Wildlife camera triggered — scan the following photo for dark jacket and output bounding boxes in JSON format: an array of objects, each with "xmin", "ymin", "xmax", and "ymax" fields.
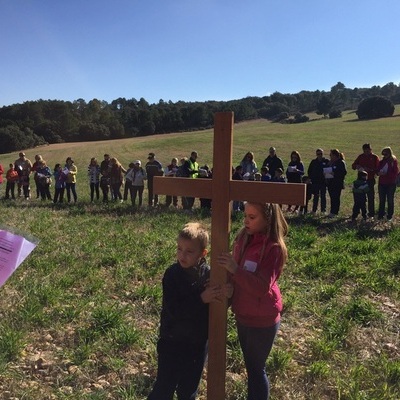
[
  {"xmin": 159, "ymin": 259, "xmax": 210, "ymax": 345},
  {"xmin": 308, "ymin": 157, "xmax": 330, "ymax": 185},
  {"xmin": 262, "ymin": 155, "xmax": 284, "ymax": 177}
]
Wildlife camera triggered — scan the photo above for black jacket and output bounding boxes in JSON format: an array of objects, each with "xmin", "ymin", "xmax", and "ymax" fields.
[{"xmin": 159, "ymin": 259, "xmax": 210, "ymax": 344}]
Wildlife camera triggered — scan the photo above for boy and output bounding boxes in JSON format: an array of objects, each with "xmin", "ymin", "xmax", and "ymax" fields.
[
  {"xmin": 148, "ymin": 223, "xmax": 226, "ymax": 400},
  {"xmin": 5, "ymin": 163, "xmax": 19, "ymax": 199},
  {"xmin": 299, "ymin": 175, "xmax": 313, "ymax": 215},
  {"xmin": 351, "ymin": 170, "xmax": 369, "ymax": 221}
]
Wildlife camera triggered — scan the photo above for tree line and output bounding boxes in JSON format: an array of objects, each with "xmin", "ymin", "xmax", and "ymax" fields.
[{"xmin": 0, "ymin": 81, "xmax": 399, "ymax": 154}]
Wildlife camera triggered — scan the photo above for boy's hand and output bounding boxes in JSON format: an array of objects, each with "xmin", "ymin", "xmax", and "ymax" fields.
[
  {"xmin": 200, "ymin": 285, "xmax": 222, "ymax": 303},
  {"xmin": 218, "ymin": 253, "xmax": 238, "ymax": 274},
  {"xmin": 223, "ymin": 283, "xmax": 234, "ymax": 299}
]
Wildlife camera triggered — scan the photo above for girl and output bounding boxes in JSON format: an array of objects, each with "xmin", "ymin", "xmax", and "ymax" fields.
[
  {"xmin": 240, "ymin": 151, "xmax": 258, "ymax": 180},
  {"xmin": 286, "ymin": 150, "xmax": 304, "ymax": 212},
  {"xmin": 218, "ymin": 202, "xmax": 288, "ymax": 400},
  {"xmin": 53, "ymin": 163, "xmax": 67, "ymax": 203},
  {"xmin": 109, "ymin": 157, "xmax": 126, "ymax": 202},
  {"xmin": 325, "ymin": 149, "xmax": 347, "ymax": 217},
  {"xmin": 377, "ymin": 146, "xmax": 398, "ymax": 221},
  {"xmin": 88, "ymin": 157, "xmax": 101, "ymax": 202},
  {"xmin": 65, "ymin": 157, "xmax": 78, "ymax": 203}
]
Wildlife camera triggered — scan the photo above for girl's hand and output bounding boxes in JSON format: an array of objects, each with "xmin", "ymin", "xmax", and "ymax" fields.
[
  {"xmin": 201, "ymin": 285, "xmax": 222, "ymax": 304},
  {"xmin": 218, "ymin": 253, "xmax": 238, "ymax": 274}
]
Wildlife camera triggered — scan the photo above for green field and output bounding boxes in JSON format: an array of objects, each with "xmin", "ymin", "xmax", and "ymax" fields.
[{"xmin": 0, "ymin": 110, "xmax": 399, "ymax": 399}]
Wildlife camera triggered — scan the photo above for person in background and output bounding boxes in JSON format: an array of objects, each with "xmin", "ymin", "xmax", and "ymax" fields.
[
  {"xmin": 100, "ymin": 154, "xmax": 111, "ymax": 176},
  {"xmin": 262, "ymin": 147, "xmax": 284, "ymax": 178},
  {"xmin": 181, "ymin": 151, "xmax": 199, "ymax": 210},
  {"xmin": 240, "ymin": 151, "xmax": 258, "ymax": 180},
  {"xmin": 299, "ymin": 175, "xmax": 313, "ymax": 215},
  {"xmin": 65, "ymin": 157, "xmax": 78, "ymax": 203},
  {"xmin": 53, "ymin": 163, "xmax": 67, "ymax": 204},
  {"xmin": 351, "ymin": 170, "xmax": 369, "ymax": 222},
  {"xmin": 0, "ymin": 162, "xmax": 3, "ymax": 197},
  {"xmin": 32, "ymin": 154, "xmax": 43, "ymax": 199},
  {"xmin": 109, "ymin": 157, "xmax": 126, "ymax": 202},
  {"xmin": 147, "ymin": 222, "xmax": 227, "ymax": 400},
  {"xmin": 128, "ymin": 160, "xmax": 147, "ymax": 208},
  {"xmin": 260, "ymin": 166, "xmax": 271, "ymax": 182},
  {"xmin": 286, "ymin": 150, "xmax": 304, "ymax": 212},
  {"xmin": 377, "ymin": 146, "xmax": 398, "ymax": 221},
  {"xmin": 218, "ymin": 203, "xmax": 288, "ymax": 400},
  {"xmin": 351, "ymin": 143, "xmax": 380, "ymax": 219},
  {"xmin": 5, "ymin": 163, "xmax": 18, "ymax": 200},
  {"xmin": 164, "ymin": 157, "xmax": 179, "ymax": 208},
  {"xmin": 100, "ymin": 170, "xmax": 110, "ymax": 203},
  {"xmin": 199, "ymin": 164, "xmax": 212, "ymax": 210},
  {"xmin": 123, "ymin": 162, "xmax": 135, "ymax": 202},
  {"xmin": 35, "ymin": 159, "xmax": 52, "ymax": 201},
  {"xmin": 232, "ymin": 165, "xmax": 244, "ymax": 212},
  {"xmin": 146, "ymin": 152, "xmax": 163, "ymax": 207},
  {"xmin": 307, "ymin": 148, "xmax": 329, "ymax": 214},
  {"xmin": 88, "ymin": 157, "xmax": 101, "ymax": 202},
  {"xmin": 271, "ymin": 168, "xmax": 286, "ymax": 183},
  {"xmin": 14, "ymin": 152, "xmax": 32, "ymax": 198},
  {"xmin": 326, "ymin": 149, "xmax": 347, "ymax": 218}
]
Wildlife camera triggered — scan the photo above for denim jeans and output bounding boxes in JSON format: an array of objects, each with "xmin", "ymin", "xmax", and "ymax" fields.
[
  {"xmin": 147, "ymin": 338, "xmax": 207, "ymax": 400},
  {"xmin": 237, "ymin": 321, "xmax": 280, "ymax": 400},
  {"xmin": 378, "ymin": 183, "xmax": 396, "ymax": 219}
]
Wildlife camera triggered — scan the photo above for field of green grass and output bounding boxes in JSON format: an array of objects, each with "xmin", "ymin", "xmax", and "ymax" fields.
[{"xmin": 0, "ymin": 109, "xmax": 399, "ymax": 399}]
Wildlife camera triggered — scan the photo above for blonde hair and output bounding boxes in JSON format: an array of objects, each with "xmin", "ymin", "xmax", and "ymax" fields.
[
  {"xmin": 178, "ymin": 222, "xmax": 209, "ymax": 251},
  {"xmin": 381, "ymin": 146, "xmax": 396, "ymax": 162},
  {"xmin": 236, "ymin": 203, "xmax": 288, "ymax": 273}
]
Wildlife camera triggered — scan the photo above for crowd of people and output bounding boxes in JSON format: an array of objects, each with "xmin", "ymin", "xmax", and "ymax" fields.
[{"xmin": 1, "ymin": 144, "xmax": 398, "ymax": 220}]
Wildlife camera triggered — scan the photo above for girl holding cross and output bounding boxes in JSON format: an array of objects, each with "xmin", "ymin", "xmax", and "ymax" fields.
[{"xmin": 218, "ymin": 202, "xmax": 288, "ymax": 400}]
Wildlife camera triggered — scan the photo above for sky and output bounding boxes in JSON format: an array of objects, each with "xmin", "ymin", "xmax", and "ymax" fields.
[{"xmin": 1, "ymin": 0, "xmax": 400, "ymax": 107}]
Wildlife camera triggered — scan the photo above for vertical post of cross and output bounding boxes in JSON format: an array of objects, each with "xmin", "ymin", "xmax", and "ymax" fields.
[{"xmin": 206, "ymin": 112, "xmax": 233, "ymax": 399}]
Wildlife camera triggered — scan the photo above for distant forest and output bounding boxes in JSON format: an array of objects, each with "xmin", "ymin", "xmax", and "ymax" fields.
[{"xmin": 1, "ymin": 81, "xmax": 399, "ymax": 154}]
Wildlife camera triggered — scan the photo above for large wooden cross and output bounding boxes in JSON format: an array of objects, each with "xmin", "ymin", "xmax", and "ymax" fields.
[{"xmin": 154, "ymin": 112, "xmax": 305, "ymax": 399}]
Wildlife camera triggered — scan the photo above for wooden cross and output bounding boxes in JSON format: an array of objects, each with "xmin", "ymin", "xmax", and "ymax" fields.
[{"xmin": 154, "ymin": 112, "xmax": 305, "ymax": 399}]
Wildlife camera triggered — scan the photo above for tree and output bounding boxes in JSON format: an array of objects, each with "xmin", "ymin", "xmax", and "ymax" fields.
[
  {"xmin": 316, "ymin": 94, "xmax": 334, "ymax": 117},
  {"xmin": 356, "ymin": 96, "xmax": 395, "ymax": 120}
]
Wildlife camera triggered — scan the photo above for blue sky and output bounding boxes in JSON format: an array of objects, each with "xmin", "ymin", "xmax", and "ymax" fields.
[{"xmin": 1, "ymin": 0, "xmax": 399, "ymax": 107}]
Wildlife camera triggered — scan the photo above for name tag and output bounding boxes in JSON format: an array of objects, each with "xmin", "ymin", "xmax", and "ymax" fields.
[{"xmin": 243, "ymin": 260, "xmax": 257, "ymax": 272}]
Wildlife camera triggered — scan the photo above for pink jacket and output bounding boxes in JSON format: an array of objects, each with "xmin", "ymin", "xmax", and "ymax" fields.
[
  {"xmin": 378, "ymin": 158, "xmax": 398, "ymax": 185},
  {"xmin": 230, "ymin": 232, "xmax": 283, "ymax": 328}
]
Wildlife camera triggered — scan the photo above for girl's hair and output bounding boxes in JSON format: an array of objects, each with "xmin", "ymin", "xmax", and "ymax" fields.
[
  {"xmin": 35, "ymin": 154, "xmax": 43, "ymax": 162},
  {"xmin": 54, "ymin": 163, "xmax": 61, "ymax": 171},
  {"xmin": 236, "ymin": 203, "xmax": 288, "ymax": 272},
  {"xmin": 330, "ymin": 149, "xmax": 344, "ymax": 160},
  {"xmin": 110, "ymin": 157, "xmax": 121, "ymax": 167},
  {"xmin": 171, "ymin": 157, "xmax": 179, "ymax": 163},
  {"xmin": 381, "ymin": 146, "xmax": 396, "ymax": 162},
  {"xmin": 90, "ymin": 157, "xmax": 98, "ymax": 165},
  {"xmin": 242, "ymin": 151, "xmax": 254, "ymax": 162},
  {"xmin": 290, "ymin": 150, "xmax": 301, "ymax": 162},
  {"xmin": 178, "ymin": 222, "xmax": 209, "ymax": 251}
]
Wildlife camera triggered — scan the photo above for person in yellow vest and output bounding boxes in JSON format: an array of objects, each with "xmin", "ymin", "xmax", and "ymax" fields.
[{"xmin": 182, "ymin": 151, "xmax": 199, "ymax": 210}]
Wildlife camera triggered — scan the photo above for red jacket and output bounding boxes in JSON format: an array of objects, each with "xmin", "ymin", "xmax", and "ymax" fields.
[
  {"xmin": 378, "ymin": 158, "xmax": 398, "ymax": 185},
  {"xmin": 231, "ymin": 232, "xmax": 283, "ymax": 328},
  {"xmin": 352, "ymin": 153, "xmax": 380, "ymax": 180}
]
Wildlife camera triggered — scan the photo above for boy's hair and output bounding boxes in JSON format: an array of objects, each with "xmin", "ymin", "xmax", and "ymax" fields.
[
  {"xmin": 235, "ymin": 165, "xmax": 242, "ymax": 172},
  {"xmin": 261, "ymin": 166, "xmax": 269, "ymax": 173},
  {"xmin": 178, "ymin": 222, "xmax": 209, "ymax": 251},
  {"xmin": 275, "ymin": 168, "xmax": 283, "ymax": 174},
  {"xmin": 9, "ymin": 163, "xmax": 14, "ymax": 168}
]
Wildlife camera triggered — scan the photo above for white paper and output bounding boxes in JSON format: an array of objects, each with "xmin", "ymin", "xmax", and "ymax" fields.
[
  {"xmin": 0, "ymin": 230, "xmax": 37, "ymax": 287},
  {"xmin": 243, "ymin": 259, "xmax": 257, "ymax": 272}
]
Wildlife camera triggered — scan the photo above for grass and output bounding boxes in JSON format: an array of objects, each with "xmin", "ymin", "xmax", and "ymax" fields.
[{"xmin": 0, "ymin": 109, "xmax": 399, "ymax": 399}]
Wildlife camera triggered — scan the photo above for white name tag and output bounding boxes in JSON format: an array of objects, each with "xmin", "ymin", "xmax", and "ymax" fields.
[{"xmin": 243, "ymin": 260, "xmax": 257, "ymax": 272}]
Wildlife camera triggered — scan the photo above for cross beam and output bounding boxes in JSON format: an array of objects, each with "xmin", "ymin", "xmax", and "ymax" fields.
[{"xmin": 154, "ymin": 112, "xmax": 305, "ymax": 399}]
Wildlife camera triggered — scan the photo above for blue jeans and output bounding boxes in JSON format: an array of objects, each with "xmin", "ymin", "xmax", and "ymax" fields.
[
  {"xmin": 378, "ymin": 183, "xmax": 396, "ymax": 219},
  {"xmin": 237, "ymin": 321, "xmax": 280, "ymax": 400},
  {"xmin": 66, "ymin": 182, "xmax": 77, "ymax": 202},
  {"xmin": 147, "ymin": 339, "xmax": 207, "ymax": 400}
]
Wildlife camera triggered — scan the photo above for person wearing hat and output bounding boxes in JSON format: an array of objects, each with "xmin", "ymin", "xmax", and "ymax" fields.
[
  {"xmin": 262, "ymin": 147, "xmax": 284, "ymax": 178},
  {"xmin": 351, "ymin": 144, "xmax": 380, "ymax": 218},
  {"xmin": 145, "ymin": 153, "xmax": 163, "ymax": 207},
  {"xmin": 14, "ymin": 152, "xmax": 33, "ymax": 198},
  {"xmin": 129, "ymin": 160, "xmax": 147, "ymax": 207}
]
